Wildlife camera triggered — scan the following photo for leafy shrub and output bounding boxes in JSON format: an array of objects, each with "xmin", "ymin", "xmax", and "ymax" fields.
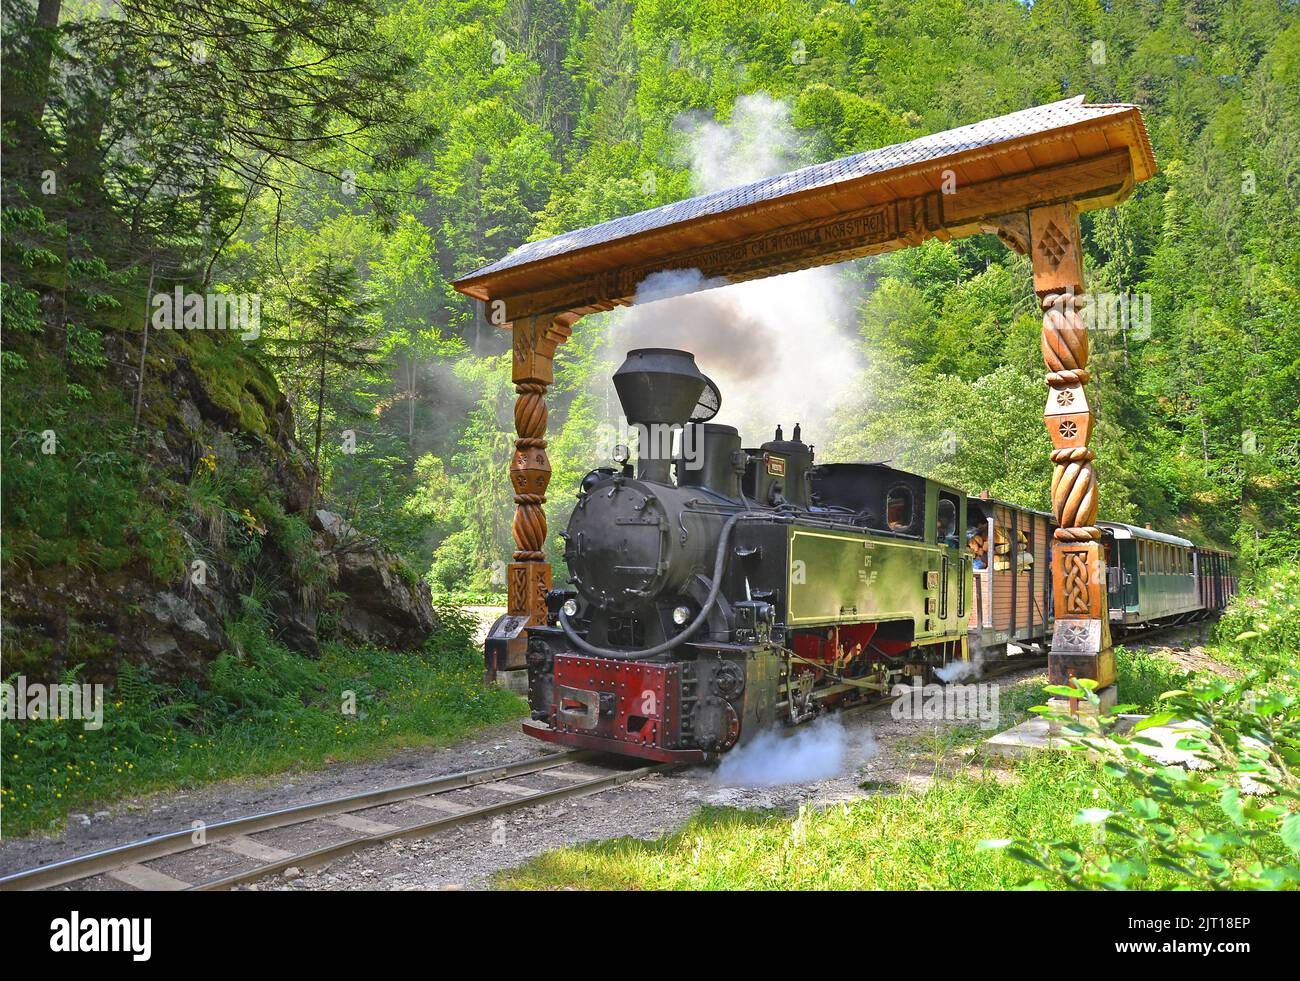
[
  {"xmin": 1213, "ymin": 563, "xmax": 1300, "ymax": 673},
  {"xmin": 987, "ymin": 668, "xmax": 1300, "ymax": 889},
  {"xmin": 1, "ymin": 610, "xmax": 524, "ymax": 835}
]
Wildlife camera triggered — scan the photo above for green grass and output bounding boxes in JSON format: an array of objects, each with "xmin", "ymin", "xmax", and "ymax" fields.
[
  {"xmin": 1112, "ymin": 646, "xmax": 1195, "ymax": 713},
  {"xmin": 430, "ymin": 587, "xmax": 507, "ymax": 607},
  {"xmin": 1, "ymin": 606, "xmax": 525, "ymax": 837},
  {"xmin": 879, "ymin": 648, "xmax": 1186, "ymax": 761},
  {"xmin": 495, "ymin": 641, "xmax": 1262, "ymax": 891},
  {"xmin": 497, "ymin": 754, "xmax": 1141, "ymax": 890}
]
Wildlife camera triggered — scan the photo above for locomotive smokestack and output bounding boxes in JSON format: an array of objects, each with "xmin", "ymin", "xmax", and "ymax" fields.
[{"xmin": 613, "ymin": 349, "xmax": 717, "ymax": 483}]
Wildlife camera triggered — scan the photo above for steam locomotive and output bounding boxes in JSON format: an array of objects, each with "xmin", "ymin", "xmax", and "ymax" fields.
[{"xmin": 487, "ymin": 348, "xmax": 1236, "ymax": 763}]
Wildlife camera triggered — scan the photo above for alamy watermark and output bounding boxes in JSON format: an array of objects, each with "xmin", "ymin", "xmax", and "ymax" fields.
[
  {"xmin": 151, "ymin": 288, "xmax": 261, "ymax": 340},
  {"xmin": 595, "ymin": 417, "xmax": 705, "ymax": 470},
  {"xmin": 890, "ymin": 678, "xmax": 1001, "ymax": 729},
  {"xmin": 2, "ymin": 676, "xmax": 105, "ymax": 731},
  {"xmin": 1083, "ymin": 291, "xmax": 1152, "ymax": 339},
  {"xmin": 50, "ymin": 912, "xmax": 151, "ymax": 961}
]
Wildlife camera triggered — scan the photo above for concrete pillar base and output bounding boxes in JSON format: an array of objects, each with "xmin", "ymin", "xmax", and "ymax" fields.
[{"xmin": 1047, "ymin": 684, "xmax": 1118, "ymax": 733}]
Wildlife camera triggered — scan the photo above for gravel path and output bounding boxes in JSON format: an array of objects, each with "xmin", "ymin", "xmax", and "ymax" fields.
[{"xmin": 239, "ymin": 694, "xmax": 974, "ymax": 891}]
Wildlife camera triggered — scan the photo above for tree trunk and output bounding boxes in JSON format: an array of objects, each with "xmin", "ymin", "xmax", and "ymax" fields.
[
  {"xmin": 1, "ymin": 0, "xmax": 62, "ymax": 132},
  {"xmin": 311, "ymin": 311, "xmax": 331, "ymax": 508},
  {"xmin": 407, "ymin": 356, "xmax": 415, "ymax": 444},
  {"xmin": 133, "ymin": 261, "xmax": 157, "ymax": 432}
]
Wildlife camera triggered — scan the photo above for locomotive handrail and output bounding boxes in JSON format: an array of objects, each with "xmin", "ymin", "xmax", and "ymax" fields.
[{"xmin": 557, "ymin": 510, "xmax": 767, "ymax": 660}]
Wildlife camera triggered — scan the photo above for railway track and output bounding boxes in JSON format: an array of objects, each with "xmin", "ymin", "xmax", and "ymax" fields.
[
  {"xmin": 0, "ymin": 651, "xmax": 1063, "ymax": 893},
  {"xmin": 0, "ymin": 750, "xmax": 670, "ymax": 892}
]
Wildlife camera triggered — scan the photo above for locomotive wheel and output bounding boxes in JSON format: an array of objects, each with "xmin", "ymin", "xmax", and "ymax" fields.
[{"xmin": 691, "ymin": 695, "xmax": 740, "ymax": 752}]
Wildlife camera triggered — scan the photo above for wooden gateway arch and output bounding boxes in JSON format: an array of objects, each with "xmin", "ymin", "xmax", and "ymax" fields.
[{"xmin": 453, "ymin": 95, "xmax": 1157, "ymax": 699}]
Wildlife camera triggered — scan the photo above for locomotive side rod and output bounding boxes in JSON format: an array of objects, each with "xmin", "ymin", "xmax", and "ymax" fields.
[{"xmin": 779, "ymin": 655, "xmax": 1052, "ymax": 721}]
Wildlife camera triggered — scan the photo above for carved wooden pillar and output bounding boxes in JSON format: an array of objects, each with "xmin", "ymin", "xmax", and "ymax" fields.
[
  {"xmin": 507, "ymin": 314, "xmax": 575, "ymax": 630},
  {"xmin": 1029, "ymin": 204, "xmax": 1115, "ymax": 694}
]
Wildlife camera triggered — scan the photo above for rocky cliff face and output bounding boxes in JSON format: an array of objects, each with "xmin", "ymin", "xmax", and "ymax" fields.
[
  {"xmin": 2, "ymin": 327, "xmax": 436, "ymax": 686},
  {"xmin": 311, "ymin": 510, "xmax": 436, "ymax": 652}
]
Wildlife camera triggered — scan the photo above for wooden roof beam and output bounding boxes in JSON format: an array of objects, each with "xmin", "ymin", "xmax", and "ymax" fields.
[{"xmin": 488, "ymin": 149, "xmax": 1133, "ymax": 325}]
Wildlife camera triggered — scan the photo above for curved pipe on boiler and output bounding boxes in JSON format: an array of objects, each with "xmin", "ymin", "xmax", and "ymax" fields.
[{"xmin": 557, "ymin": 510, "xmax": 763, "ymax": 661}]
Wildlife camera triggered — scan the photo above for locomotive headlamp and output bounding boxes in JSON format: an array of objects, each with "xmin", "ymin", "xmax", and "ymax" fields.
[
  {"xmin": 612, "ymin": 443, "xmax": 630, "ymax": 464},
  {"xmin": 671, "ymin": 605, "xmax": 691, "ymax": 626},
  {"xmin": 561, "ymin": 599, "xmax": 578, "ymax": 618}
]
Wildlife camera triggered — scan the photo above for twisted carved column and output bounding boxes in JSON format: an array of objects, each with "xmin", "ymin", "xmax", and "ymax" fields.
[
  {"xmin": 1029, "ymin": 204, "xmax": 1115, "ymax": 692},
  {"xmin": 511, "ymin": 380, "xmax": 549, "ymax": 562},
  {"xmin": 505, "ymin": 314, "xmax": 575, "ymax": 647}
]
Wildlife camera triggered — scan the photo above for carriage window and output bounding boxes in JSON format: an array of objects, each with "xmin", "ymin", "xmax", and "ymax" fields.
[
  {"xmin": 936, "ymin": 497, "xmax": 958, "ymax": 546},
  {"xmin": 1138, "ymin": 543, "xmax": 1145, "ymax": 574},
  {"xmin": 886, "ymin": 486, "xmax": 913, "ymax": 532}
]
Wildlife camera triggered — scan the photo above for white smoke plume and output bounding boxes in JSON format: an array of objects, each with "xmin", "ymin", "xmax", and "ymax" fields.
[
  {"xmin": 677, "ymin": 92, "xmax": 801, "ymax": 193},
  {"xmin": 933, "ymin": 649, "xmax": 985, "ymax": 683},
  {"xmin": 713, "ymin": 715, "xmax": 877, "ymax": 788},
  {"xmin": 605, "ymin": 93, "xmax": 864, "ymax": 445}
]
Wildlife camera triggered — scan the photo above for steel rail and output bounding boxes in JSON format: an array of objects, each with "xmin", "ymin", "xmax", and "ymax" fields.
[
  {"xmin": 192, "ymin": 761, "xmax": 672, "ymax": 890},
  {"xmin": 0, "ymin": 749, "xmax": 593, "ymax": 892}
]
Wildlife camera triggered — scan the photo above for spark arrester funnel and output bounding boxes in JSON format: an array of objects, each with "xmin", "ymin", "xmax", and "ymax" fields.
[{"xmin": 612, "ymin": 348, "xmax": 720, "ymax": 483}]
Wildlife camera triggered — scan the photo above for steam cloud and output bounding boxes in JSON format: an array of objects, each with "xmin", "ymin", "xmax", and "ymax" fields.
[
  {"xmin": 713, "ymin": 715, "xmax": 876, "ymax": 787},
  {"xmin": 934, "ymin": 650, "xmax": 984, "ymax": 683},
  {"xmin": 605, "ymin": 94, "xmax": 864, "ymax": 445}
]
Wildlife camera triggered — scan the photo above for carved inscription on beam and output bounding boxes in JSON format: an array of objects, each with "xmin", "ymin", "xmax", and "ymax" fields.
[
  {"xmin": 493, "ymin": 199, "xmax": 919, "ymax": 322},
  {"xmin": 489, "ymin": 150, "xmax": 1133, "ymax": 323},
  {"xmin": 495, "ymin": 198, "xmax": 936, "ymax": 321}
]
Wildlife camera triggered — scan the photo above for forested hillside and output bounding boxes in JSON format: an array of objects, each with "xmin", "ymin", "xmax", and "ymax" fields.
[{"xmin": 3, "ymin": 0, "xmax": 1297, "ymax": 682}]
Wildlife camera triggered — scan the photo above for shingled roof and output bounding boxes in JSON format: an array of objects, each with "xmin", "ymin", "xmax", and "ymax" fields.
[{"xmin": 458, "ymin": 96, "xmax": 1155, "ymax": 287}]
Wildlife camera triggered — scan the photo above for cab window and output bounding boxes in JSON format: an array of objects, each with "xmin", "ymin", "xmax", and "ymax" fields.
[
  {"xmin": 886, "ymin": 486, "xmax": 913, "ymax": 532},
  {"xmin": 936, "ymin": 496, "xmax": 958, "ymax": 547}
]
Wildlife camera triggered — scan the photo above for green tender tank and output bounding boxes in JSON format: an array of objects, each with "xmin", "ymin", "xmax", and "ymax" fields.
[{"xmin": 785, "ymin": 526, "xmax": 966, "ymax": 643}]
